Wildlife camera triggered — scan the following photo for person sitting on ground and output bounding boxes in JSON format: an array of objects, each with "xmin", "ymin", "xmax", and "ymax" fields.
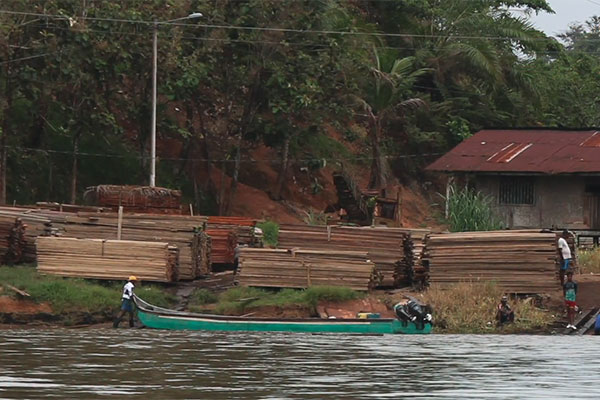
[
  {"xmin": 558, "ymin": 230, "xmax": 572, "ymax": 286},
  {"xmin": 563, "ymin": 271, "xmax": 578, "ymax": 330},
  {"xmin": 113, "ymin": 276, "xmax": 137, "ymax": 328},
  {"xmin": 496, "ymin": 295, "xmax": 515, "ymax": 325}
]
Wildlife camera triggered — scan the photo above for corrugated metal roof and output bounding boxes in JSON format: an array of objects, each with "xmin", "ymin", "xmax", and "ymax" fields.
[{"xmin": 427, "ymin": 129, "xmax": 600, "ymax": 174}]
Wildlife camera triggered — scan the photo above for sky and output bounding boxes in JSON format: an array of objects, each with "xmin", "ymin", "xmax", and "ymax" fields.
[{"xmin": 524, "ymin": 0, "xmax": 600, "ymax": 37}]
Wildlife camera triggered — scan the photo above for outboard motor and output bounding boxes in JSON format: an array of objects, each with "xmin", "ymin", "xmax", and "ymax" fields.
[{"xmin": 394, "ymin": 298, "xmax": 432, "ymax": 330}]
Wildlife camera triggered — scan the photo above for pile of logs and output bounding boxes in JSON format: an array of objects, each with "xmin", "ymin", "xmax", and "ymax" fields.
[
  {"xmin": 193, "ymin": 231, "xmax": 212, "ymax": 276},
  {"xmin": 36, "ymin": 237, "xmax": 179, "ymax": 282},
  {"xmin": 206, "ymin": 216, "xmax": 257, "ymax": 245},
  {"xmin": 422, "ymin": 231, "xmax": 559, "ymax": 293},
  {"xmin": 83, "ymin": 185, "xmax": 182, "ymax": 214},
  {"xmin": 277, "ymin": 225, "xmax": 429, "ymax": 288},
  {"xmin": 205, "ymin": 229, "xmax": 237, "ymax": 264},
  {"xmin": 237, "ymin": 248, "xmax": 377, "ymax": 290},
  {"xmin": 0, "ymin": 216, "xmax": 26, "ymax": 264}
]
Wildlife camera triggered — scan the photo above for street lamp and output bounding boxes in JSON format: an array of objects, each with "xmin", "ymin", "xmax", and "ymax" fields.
[{"xmin": 150, "ymin": 12, "xmax": 203, "ymax": 187}]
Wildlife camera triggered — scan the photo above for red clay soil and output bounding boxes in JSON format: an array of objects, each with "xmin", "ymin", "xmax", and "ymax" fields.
[
  {"xmin": 317, "ymin": 296, "xmax": 395, "ymax": 319},
  {"xmin": 0, "ymin": 296, "xmax": 52, "ymax": 314}
]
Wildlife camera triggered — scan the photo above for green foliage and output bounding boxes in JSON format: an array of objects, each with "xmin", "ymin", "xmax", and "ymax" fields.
[
  {"xmin": 422, "ymin": 282, "xmax": 554, "ymax": 334},
  {"xmin": 577, "ymin": 248, "xmax": 600, "ymax": 274},
  {"xmin": 445, "ymin": 185, "xmax": 503, "ymax": 232},
  {"xmin": 189, "ymin": 289, "xmax": 219, "ymax": 306},
  {"xmin": 257, "ymin": 220, "xmax": 279, "ymax": 247},
  {"xmin": 211, "ymin": 286, "xmax": 363, "ymax": 315},
  {"xmin": 0, "ymin": 265, "xmax": 175, "ymax": 313},
  {"xmin": 302, "ymin": 209, "xmax": 328, "ymax": 226}
]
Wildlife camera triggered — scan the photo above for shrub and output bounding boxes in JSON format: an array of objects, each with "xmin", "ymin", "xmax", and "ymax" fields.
[
  {"xmin": 445, "ymin": 185, "xmax": 503, "ymax": 232},
  {"xmin": 577, "ymin": 248, "xmax": 600, "ymax": 274},
  {"xmin": 420, "ymin": 282, "xmax": 553, "ymax": 333},
  {"xmin": 257, "ymin": 220, "xmax": 279, "ymax": 247},
  {"xmin": 190, "ymin": 288, "xmax": 218, "ymax": 305}
]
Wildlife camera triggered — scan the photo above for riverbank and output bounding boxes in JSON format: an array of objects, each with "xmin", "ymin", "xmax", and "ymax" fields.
[{"xmin": 0, "ymin": 265, "xmax": 581, "ymax": 334}]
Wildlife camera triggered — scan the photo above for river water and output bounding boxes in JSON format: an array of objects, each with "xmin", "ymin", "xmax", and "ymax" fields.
[{"xmin": 0, "ymin": 329, "xmax": 599, "ymax": 399}]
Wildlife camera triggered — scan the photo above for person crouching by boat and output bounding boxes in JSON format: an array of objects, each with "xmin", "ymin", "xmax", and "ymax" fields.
[
  {"xmin": 496, "ymin": 296, "xmax": 514, "ymax": 326},
  {"xmin": 113, "ymin": 276, "xmax": 137, "ymax": 328}
]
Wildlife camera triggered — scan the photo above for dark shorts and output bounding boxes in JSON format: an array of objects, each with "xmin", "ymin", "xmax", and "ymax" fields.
[
  {"xmin": 121, "ymin": 298, "xmax": 134, "ymax": 312},
  {"xmin": 561, "ymin": 259, "xmax": 571, "ymax": 271}
]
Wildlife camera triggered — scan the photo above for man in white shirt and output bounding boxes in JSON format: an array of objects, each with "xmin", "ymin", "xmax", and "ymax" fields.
[
  {"xmin": 558, "ymin": 230, "xmax": 572, "ymax": 286},
  {"xmin": 113, "ymin": 276, "xmax": 137, "ymax": 328}
]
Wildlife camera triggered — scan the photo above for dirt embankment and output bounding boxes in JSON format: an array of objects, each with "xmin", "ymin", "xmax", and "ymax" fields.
[{"xmin": 0, "ymin": 296, "xmax": 113, "ymax": 327}]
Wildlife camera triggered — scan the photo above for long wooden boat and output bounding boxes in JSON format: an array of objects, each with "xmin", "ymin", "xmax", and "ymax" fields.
[{"xmin": 134, "ymin": 296, "xmax": 432, "ymax": 335}]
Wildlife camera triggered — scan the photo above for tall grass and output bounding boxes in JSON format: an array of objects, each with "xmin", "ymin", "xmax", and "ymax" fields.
[
  {"xmin": 0, "ymin": 265, "xmax": 176, "ymax": 313},
  {"xmin": 191, "ymin": 286, "xmax": 363, "ymax": 315},
  {"xmin": 420, "ymin": 282, "xmax": 553, "ymax": 333},
  {"xmin": 577, "ymin": 248, "xmax": 600, "ymax": 274},
  {"xmin": 445, "ymin": 185, "xmax": 503, "ymax": 232}
]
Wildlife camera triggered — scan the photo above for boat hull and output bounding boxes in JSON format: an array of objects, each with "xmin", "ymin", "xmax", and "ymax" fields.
[{"xmin": 135, "ymin": 299, "xmax": 431, "ymax": 335}]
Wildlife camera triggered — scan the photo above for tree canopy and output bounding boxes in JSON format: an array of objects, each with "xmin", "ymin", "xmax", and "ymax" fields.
[{"xmin": 1, "ymin": 0, "xmax": 597, "ymax": 211}]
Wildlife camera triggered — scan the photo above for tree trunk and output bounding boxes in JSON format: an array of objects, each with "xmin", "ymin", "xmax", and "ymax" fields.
[
  {"xmin": 272, "ymin": 134, "xmax": 291, "ymax": 200},
  {"xmin": 70, "ymin": 134, "xmax": 80, "ymax": 204},
  {"xmin": 368, "ymin": 118, "xmax": 387, "ymax": 190},
  {"xmin": 218, "ymin": 161, "xmax": 228, "ymax": 215},
  {"xmin": 225, "ymin": 131, "xmax": 243, "ymax": 216}
]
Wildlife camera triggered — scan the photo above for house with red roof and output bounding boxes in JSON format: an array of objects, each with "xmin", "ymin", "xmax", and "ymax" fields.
[{"xmin": 427, "ymin": 129, "xmax": 600, "ymax": 232}]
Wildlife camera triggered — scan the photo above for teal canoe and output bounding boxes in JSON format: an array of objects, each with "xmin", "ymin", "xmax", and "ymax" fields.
[{"xmin": 134, "ymin": 296, "xmax": 432, "ymax": 335}]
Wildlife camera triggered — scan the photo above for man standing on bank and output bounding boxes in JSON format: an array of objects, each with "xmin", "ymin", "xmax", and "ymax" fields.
[
  {"xmin": 558, "ymin": 230, "xmax": 572, "ymax": 286},
  {"xmin": 113, "ymin": 276, "xmax": 137, "ymax": 328},
  {"xmin": 564, "ymin": 271, "xmax": 578, "ymax": 330}
]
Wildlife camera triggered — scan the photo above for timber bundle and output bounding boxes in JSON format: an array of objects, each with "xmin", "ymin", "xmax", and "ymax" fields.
[
  {"xmin": 277, "ymin": 224, "xmax": 430, "ymax": 288},
  {"xmin": 206, "ymin": 216, "xmax": 257, "ymax": 245},
  {"xmin": 83, "ymin": 185, "xmax": 182, "ymax": 214},
  {"xmin": 422, "ymin": 231, "xmax": 559, "ymax": 293},
  {"xmin": 36, "ymin": 237, "xmax": 178, "ymax": 282},
  {"xmin": 237, "ymin": 248, "xmax": 377, "ymax": 291},
  {"xmin": 205, "ymin": 229, "xmax": 237, "ymax": 265},
  {"xmin": 0, "ymin": 216, "xmax": 26, "ymax": 264}
]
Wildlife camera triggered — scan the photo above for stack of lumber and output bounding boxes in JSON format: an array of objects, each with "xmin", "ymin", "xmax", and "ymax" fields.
[
  {"xmin": 237, "ymin": 248, "xmax": 377, "ymax": 290},
  {"xmin": 36, "ymin": 237, "xmax": 178, "ymax": 282},
  {"xmin": 59, "ymin": 213, "xmax": 209, "ymax": 280},
  {"xmin": 0, "ymin": 208, "xmax": 63, "ymax": 262},
  {"xmin": 83, "ymin": 185, "xmax": 182, "ymax": 214},
  {"xmin": 0, "ymin": 216, "xmax": 26, "ymax": 264},
  {"xmin": 192, "ymin": 231, "xmax": 212, "ymax": 276},
  {"xmin": 206, "ymin": 216, "xmax": 257, "ymax": 245},
  {"xmin": 422, "ymin": 231, "xmax": 559, "ymax": 293},
  {"xmin": 206, "ymin": 229, "xmax": 237, "ymax": 264},
  {"xmin": 277, "ymin": 224, "xmax": 417, "ymax": 287}
]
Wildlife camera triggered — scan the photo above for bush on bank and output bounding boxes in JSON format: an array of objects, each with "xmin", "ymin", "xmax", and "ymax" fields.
[
  {"xmin": 0, "ymin": 265, "xmax": 176, "ymax": 314},
  {"xmin": 420, "ymin": 282, "xmax": 554, "ymax": 334}
]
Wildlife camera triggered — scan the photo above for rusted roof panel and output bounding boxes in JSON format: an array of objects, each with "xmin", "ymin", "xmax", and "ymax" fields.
[{"xmin": 427, "ymin": 129, "xmax": 600, "ymax": 174}]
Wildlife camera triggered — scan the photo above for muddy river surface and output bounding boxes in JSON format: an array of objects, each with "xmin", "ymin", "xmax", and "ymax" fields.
[{"xmin": 1, "ymin": 329, "xmax": 599, "ymax": 399}]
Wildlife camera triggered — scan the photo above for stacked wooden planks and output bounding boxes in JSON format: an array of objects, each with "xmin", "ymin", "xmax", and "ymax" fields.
[
  {"xmin": 277, "ymin": 225, "xmax": 428, "ymax": 287},
  {"xmin": 83, "ymin": 185, "xmax": 182, "ymax": 214},
  {"xmin": 59, "ymin": 213, "xmax": 209, "ymax": 280},
  {"xmin": 192, "ymin": 231, "xmax": 212, "ymax": 276},
  {"xmin": 206, "ymin": 216, "xmax": 257, "ymax": 245},
  {"xmin": 36, "ymin": 237, "xmax": 178, "ymax": 282},
  {"xmin": 422, "ymin": 231, "xmax": 559, "ymax": 293},
  {"xmin": 205, "ymin": 229, "xmax": 237, "ymax": 264},
  {"xmin": 237, "ymin": 248, "xmax": 377, "ymax": 290},
  {"xmin": 0, "ymin": 216, "xmax": 26, "ymax": 264}
]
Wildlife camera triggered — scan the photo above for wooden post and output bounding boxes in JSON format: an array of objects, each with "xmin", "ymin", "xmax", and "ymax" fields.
[
  {"xmin": 189, "ymin": 203, "xmax": 194, "ymax": 216},
  {"xmin": 117, "ymin": 206, "xmax": 123, "ymax": 240},
  {"xmin": 445, "ymin": 176, "xmax": 454, "ymax": 219}
]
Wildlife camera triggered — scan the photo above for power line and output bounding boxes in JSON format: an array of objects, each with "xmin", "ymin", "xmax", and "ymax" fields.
[
  {"xmin": 8, "ymin": 144, "xmax": 442, "ymax": 163},
  {"xmin": 0, "ymin": 51, "xmax": 60, "ymax": 65},
  {"xmin": 0, "ymin": 8, "xmax": 563, "ymax": 42}
]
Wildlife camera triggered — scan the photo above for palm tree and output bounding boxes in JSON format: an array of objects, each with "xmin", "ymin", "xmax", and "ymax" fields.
[{"xmin": 353, "ymin": 48, "xmax": 427, "ymax": 189}]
